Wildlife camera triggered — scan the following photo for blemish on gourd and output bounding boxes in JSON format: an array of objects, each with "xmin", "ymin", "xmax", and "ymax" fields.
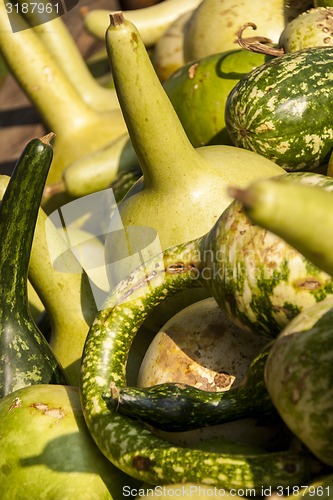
[
  {"xmin": 188, "ymin": 63, "xmax": 199, "ymax": 80},
  {"xmin": 132, "ymin": 455, "xmax": 155, "ymax": 471},
  {"xmin": 43, "ymin": 66, "xmax": 53, "ymax": 83},
  {"xmin": 295, "ymin": 279, "xmax": 322, "ymax": 290},
  {"xmin": 8, "ymin": 397, "xmax": 22, "ymax": 411},
  {"xmin": 29, "ymin": 402, "xmax": 65, "ymax": 421}
]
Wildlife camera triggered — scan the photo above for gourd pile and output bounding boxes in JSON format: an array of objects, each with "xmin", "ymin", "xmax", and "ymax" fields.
[{"xmin": 1, "ymin": 0, "xmax": 333, "ymax": 497}]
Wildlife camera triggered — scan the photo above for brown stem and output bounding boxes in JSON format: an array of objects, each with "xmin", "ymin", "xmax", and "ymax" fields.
[{"xmin": 236, "ymin": 22, "xmax": 284, "ymax": 57}]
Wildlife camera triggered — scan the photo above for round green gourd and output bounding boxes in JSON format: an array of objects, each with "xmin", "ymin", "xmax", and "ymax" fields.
[
  {"xmin": 0, "ymin": 384, "xmax": 140, "ymax": 499},
  {"xmin": 225, "ymin": 46, "xmax": 333, "ymax": 171},
  {"xmin": 163, "ymin": 49, "xmax": 269, "ymax": 147}
]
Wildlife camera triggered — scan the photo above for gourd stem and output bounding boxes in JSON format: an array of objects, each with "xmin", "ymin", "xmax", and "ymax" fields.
[{"xmin": 237, "ymin": 22, "xmax": 284, "ymax": 57}]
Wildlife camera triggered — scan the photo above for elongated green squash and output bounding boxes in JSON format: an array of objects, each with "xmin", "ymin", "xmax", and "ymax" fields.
[
  {"xmin": 0, "ymin": 134, "xmax": 67, "ymax": 397},
  {"xmin": 103, "ymin": 346, "xmax": 277, "ymax": 431},
  {"xmin": 225, "ymin": 46, "xmax": 333, "ymax": 171}
]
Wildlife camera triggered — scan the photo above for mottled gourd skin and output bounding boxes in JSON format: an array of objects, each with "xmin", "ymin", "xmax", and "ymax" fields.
[
  {"xmin": 265, "ymin": 299, "xmax": 333, "ymax": 467},
  {"xmin": 225, "ymin": 47, "xmax": 333, "ymax": 171},
  {"xmin": 80, "ymin": 248, "xmax": 324, "ymax": 488},
  {"xmin": 198, "ymin": 172, "xmax": 333, "ymax": 337}
]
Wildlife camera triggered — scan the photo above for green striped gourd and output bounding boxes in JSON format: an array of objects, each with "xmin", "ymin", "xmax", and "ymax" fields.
[{"xmin": 225, "ymin": 46, "xmax": 333, "ymax": 171}]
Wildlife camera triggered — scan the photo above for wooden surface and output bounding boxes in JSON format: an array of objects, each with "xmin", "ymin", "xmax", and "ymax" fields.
[{"xmin": 0, "ymin": 0, "xmax": 122, "ymax": 176}]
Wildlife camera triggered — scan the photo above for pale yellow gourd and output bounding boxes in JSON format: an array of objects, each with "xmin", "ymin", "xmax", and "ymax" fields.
[
  {"xmin": 183, "ymin": 0, "xmax": 313, "ymax": 63},
  {"xmin": 0, "ymin": 2, "xmax": 127, "ymax": 188}
]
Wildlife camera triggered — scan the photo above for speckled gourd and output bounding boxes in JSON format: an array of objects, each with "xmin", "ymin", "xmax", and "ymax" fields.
[
  {"xmin": 279, "ymin": 7, "xmax": 333, "ymax": 52},
  {"xmin": 80, "ymin": 172, "xmax": 331, "ymax": 487},
  {"xmin": 265, "ymin": 297, "xmax": 333, "ymax": 467},
  {"xmin": 230, "ymin": 174, "xmax": 333, "ymax": 277},
  {"xmin": 0, "ymin": 135, "xmax": 67, "ymax": 397}
]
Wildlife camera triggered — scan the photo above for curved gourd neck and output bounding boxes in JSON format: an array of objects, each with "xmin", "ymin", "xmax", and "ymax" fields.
[
  {"xmin": 106, "ymin": 12, "xmax": 204, "ymax": 189},
  {"xmin": 0, "ymin": 3, "xmax": 96, "ymax": 136}
]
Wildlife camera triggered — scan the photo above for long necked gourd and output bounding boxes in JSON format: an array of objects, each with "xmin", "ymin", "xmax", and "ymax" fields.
[
  {"xmin": 103, "ymin": 11, "xmax": 284, "ymax": 292},
  {"xmin": 0, "ymin": 3, "xmax": 127, "ymax": 187},
  {"xmin": 14, "ymin": 0, "xmax": 120, "ymax": 112}
]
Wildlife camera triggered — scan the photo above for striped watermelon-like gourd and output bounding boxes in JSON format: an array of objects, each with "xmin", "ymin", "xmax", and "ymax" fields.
[{"xmin": 225, "ymin": 46, "xmax": 333, "ymax": 171}]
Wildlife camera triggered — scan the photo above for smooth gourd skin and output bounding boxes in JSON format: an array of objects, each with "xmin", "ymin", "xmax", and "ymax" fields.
[
  {"xmin": 182, "ymin": 0, "xmax": 312, "ymax": 62},
  {"xmin": 83, "ymin": 0, "xmax": 202, "ymax": 45},
  {"xmin": 225, "ymin": 46, "xmax": 333, "ymax": 171},
  {"xmin": 104, "ymin": 12, "xmax": 284, "ymax": 291},
  {"xmin": 0, "ymin": 384, "xmax": 140, "ymax": 499},
  {"xmin": 0, "ymin": 136, "xmax": 67, "ymax": 398},
  {"xmin": 163, "ymin": 49, "xmax": 270, "ymax": 148}
]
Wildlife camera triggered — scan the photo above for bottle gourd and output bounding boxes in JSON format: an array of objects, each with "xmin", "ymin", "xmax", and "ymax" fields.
[{"xmin": 0, "ymin": 134, "xmax": 67, "ymax": 398}]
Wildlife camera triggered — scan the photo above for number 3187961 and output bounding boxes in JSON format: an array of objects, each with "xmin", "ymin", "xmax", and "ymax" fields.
[
  {"xmin": 5, "ymin": 2, "xmax": 61, "ymax": 14},
  {"xmin": 276, "ymin": 485, "xmax": 330, "ymax": 497}
]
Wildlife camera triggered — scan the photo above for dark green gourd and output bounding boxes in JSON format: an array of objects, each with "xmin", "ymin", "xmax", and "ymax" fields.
[
  {"xmin": 0, "ymin": 134, "xmax": 67, "ymax": 398},
  {"xmin": 103, "ymin": 346, "xmax": 277, "ymax": 431}
]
